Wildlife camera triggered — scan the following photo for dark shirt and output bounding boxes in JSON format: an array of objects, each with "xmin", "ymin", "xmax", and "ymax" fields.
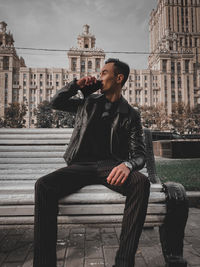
[{"xmin": 74, "ymin": 95, "xmax": 120, "ymax": 162}]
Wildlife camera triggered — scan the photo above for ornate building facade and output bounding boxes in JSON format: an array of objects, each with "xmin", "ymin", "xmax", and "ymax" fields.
[
  {"xmin": 0, "ymin": 23, "xmax": 105, "ymax": 127},
  {"xmin": 123, "ymin": 0, "xmax": 200, "ymax": 112},
  {"xmin": 0, "ymin": 0, "xmax": 200, "ymax": 127}
]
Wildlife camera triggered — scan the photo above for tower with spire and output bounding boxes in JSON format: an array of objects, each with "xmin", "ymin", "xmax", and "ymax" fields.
[{"xmin": 67, "ymin": 25, "xmax": 105, "ymax": 79}]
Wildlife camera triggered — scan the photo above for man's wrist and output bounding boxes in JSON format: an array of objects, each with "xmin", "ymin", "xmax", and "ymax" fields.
[{"xmin": 123, "ymin": 161, "xmax": 133, "ymax": 172}]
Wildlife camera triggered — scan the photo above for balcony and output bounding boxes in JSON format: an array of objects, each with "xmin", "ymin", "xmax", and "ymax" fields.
[
  {"xmin": 29, "ymin": 85, "xmax": 37, "ymax": 89},
  {"xmin": 12, "ymin": 84, "xmax": 20, "ymax": 89}
]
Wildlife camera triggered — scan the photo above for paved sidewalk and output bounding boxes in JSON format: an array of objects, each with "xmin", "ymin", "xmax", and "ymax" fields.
[{"xmin": 0, "ymin": 208, "xmax": 199, "ymax": 267}]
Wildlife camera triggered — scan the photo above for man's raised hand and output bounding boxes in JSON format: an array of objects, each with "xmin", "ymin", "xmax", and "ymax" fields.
[{"xmin": 76, "ymin": 76, "xmax": 97, "ymax": 88}]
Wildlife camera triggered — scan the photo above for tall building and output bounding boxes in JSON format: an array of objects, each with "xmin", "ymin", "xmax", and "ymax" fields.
[
  {"xmin": 124, "ymin": 0, "xmax": 200, "ymax": 113},
  {"xmin": 0, "ymin": 0, "xmax": 200, "ymax": 127},
  {"xmin": 148, "ymin": 0, "xmax": 200, "ymax": 112},
  {"xmin": 0, "ymin": 21, "xmax": 26, "ymax": 118}
]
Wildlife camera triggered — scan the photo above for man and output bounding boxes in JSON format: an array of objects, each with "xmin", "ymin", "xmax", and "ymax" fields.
[{"xmin": 34, "ymin": 58, "xmax": 150, "ymax": 267}]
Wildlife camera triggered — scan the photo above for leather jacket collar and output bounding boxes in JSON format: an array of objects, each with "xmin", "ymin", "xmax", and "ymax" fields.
[{"xmin": 91, "ymin": 94, "xmax": 129, "ymax": 114}]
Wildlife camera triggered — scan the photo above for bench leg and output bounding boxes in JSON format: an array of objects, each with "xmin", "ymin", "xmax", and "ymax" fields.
[{"xmin": 159, "ymin": 182, "xmax": 189, "ymax": 267}]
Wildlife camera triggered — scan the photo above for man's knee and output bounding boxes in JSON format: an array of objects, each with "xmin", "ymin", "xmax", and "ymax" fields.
[{"xmin": 129, "ymin": 171, "xmax": 150, "ymax": 192}]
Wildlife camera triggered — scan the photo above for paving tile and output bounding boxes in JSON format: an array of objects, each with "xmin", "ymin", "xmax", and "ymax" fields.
[
  {"xmin": 86, "ymin": 231, "xmax": 101, "ymax": 241},
  {"xmin": 0, "ymin": 235, "xmax": 22, "ymax": 253},
  {"xmin": 185, "ymin": 236, "xmax": 200, "ymax": 248},
  {"xmin": 70, "ymin": 227, "xmax": 85, "ymax": 234},
  {"xmin": 22, "ymin": 250, "xmax": 33, "ymax": 267},
  {"xmin": 101, "ymin": 233, "xmax": 118, "ymax": 246},
  {"xmin": 0, "ymin": 253, "xmax": 8, "ymax": 266},
  {"xmin": 184, "ymin": 244, "xmax": 200, "ymax": 266},
  {"xmin": 85, "ymin": 241, "xmax": 103, "ymax": 259},
  {"xmin": 85, "ymin": 258, "xmax": 105, "ymax": 267},
  {"xmin": 66, "ymin": 232, "xmax": 85, "ymax": 248},
  {"xmin": 64, "ymin": 247, "xmax": 84, "ymax": 267},
  {"xmin": 57, "ymin": 226, "xmax": 70, "ymax": 239},
  {"xmin": 135, "ymin": 254, "xmax": 147, "ymax": 267},
  {"xmin": 57, "ymin": 243, "xmax": 67, "ymax": 260},
  {"xmin": 103, "ymin": 246, "xmax": 118, "ymax": 267},
  {"xmin": 1, "ymin": 263, "xmax": 23, "ymax": 267},
  {"xmin": 100, "ymin": 228, "xmax": 115, "ymax": 234},
  {"xmin": 5, "ymin": 242, "xmax": 31, "ymax": 263},
  {"xmin": 114, "ymin": 227, "xmax": 121, "ymax": 241},
  {"xmin": 140, "ymin": 245, "xmax": 165, "ymax": 267}
]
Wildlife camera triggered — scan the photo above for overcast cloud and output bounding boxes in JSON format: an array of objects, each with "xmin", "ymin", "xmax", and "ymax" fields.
[{"xmin": 0, "ymin": 0, "xmax": 157, "ymax": 69}]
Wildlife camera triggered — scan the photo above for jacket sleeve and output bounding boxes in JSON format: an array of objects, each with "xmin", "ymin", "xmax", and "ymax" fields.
[
  {"xmin": 50, "ymin": 80, "xmax": 84, "ymax": 112},
  {"xmin": 128, "ymin": 111, "xmax": 146, "ymax": 171}
]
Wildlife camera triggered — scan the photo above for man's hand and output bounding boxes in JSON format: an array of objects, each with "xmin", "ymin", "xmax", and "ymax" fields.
[
  {"xmin": 107, "ymin": 163, "xmax": 130, "ymax": 186},
  {"xmin": 76, "ymin": 76, "xmax": 97, "ymax": 88}
]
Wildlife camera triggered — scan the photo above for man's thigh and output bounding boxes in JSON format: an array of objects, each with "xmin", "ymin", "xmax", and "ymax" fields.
[
  {"xmin": 35, "ymin": 162, "xmax": 98, "ymax": 199},
  {"xmin": 99, "ymin": 171, "xmax": 150, "ymax": 197}
]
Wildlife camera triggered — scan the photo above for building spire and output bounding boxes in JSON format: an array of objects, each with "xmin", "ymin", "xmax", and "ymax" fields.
[{"xmin": 83, "ymin": 24, "xmax": 90, "ymax": 35}]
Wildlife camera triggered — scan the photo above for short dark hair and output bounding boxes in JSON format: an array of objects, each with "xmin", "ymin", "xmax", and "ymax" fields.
[{"xmin": 105, "ymin": 58, "xmax": 130, "ymax": 87}]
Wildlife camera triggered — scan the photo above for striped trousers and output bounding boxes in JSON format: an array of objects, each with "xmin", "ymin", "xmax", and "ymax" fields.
[{"xmin": 33, "ymin": 161, "xmax": 150, "ymax": 267}]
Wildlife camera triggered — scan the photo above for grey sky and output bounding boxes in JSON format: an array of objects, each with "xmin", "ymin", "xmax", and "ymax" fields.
[{"xmin": 0, "ymin": 0, "xmax": 158, "ymax": 69}]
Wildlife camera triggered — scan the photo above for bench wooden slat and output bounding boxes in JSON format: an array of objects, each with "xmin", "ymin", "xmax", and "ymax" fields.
[
  {"xmin": 0, "ymin": 146, "xmax": 66, "ymax": 152},
  {"xmin": 0, "ymin": 134, "xmax": 72, "ymax": 140},
  {"xmin": 0, "ymin": 152, "xmax": 64, "ymax": 158},
  {"xmin": 0, "ymin": 215, "xmax": 165, "ymax": 226},
  {"xmin": 0, "ymin": 183, "xmax": 163, "ymax": 193},
  {"xmin": 0, "ymin": 128, "xmax": 74, "ymax": 134},
  {"xmin": 0, "ymin": 163, "xmax": 66, "ymax": 169},
  {"xmin": 0, "ymin": 140, "xmax": 69, "ymax": 145},
  {"xmin": 0, "ymin": 191, "xmax": 166, "ymax": 205},
  {"xmin": 0, "ymin": 203, "xmax": 166, "ymax": 216}
]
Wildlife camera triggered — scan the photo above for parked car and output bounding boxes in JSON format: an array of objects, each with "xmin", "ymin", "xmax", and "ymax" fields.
[
  {"xmin": 151, "ymin": 131, "xmax": 184, "ymax": 141},
  {"xmin": 182, "ymin": 134, "xmax": 200, "ymax": 139}
]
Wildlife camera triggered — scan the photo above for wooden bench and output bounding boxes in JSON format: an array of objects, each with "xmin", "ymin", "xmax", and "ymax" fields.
[{"xmin": 0, "ymin": 128, "xmax": 188, "ymax": 266}]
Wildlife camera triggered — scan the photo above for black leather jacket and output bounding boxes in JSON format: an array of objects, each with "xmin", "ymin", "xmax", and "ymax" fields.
[{"xmin": 50, "ymin": 80, "xmax": 146, "ymax": 171}]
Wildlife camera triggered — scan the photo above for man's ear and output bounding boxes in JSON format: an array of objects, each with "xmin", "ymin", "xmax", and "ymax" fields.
[{"xmin": 117, "ymin": 74, "xmax": 124, "ymax": 85}]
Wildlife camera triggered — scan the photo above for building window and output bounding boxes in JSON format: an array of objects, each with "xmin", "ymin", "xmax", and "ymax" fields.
[
  {"xmin": 23, "ymin": 74, "xmax": 27, "ymax": 79},
  {"xmin": 40, "ymin": 81, "xmax": 43, "ymax": 87},
  {"xmin": 56, "ymin": 74, "xmax": 59, "ymax": 79},
  {"xmin": 162, "ymin": 60, "xmax": 167, "ymax": 72},
  {"xmin": 23, "ymin": 81, "xmax": 26, "ymax": 86},
  {"xmin": 95, "ymin": 59, "xmax": 100, "ymax": 72},
  {"xmin": 178, "ymin": 76, "xmax": 182, "ymax": 88},
  {"xmin": 81, "ymin": 60, "xmax": 85, "ymax": 73},
  {"xmin": 171, "ymin": 61, "xmax": 175, "ymax": 73},
  {"xmin": 144, "ymin": 75, "xmax": 147, "ymax": 81},
  {"xmin": 185, "ymin": 60, "xmax": 189, "ymax": 73},
  {"xmin": 3, "ymin": 56, "xmax": 9, "ymax": 70},
  {"xmin": 56, "ymin": 81, "xmax": 59, "ymax": 87},
  {"xmin": 72, "ymin": 58, "xmax": 77, "ymax": 72},
  {"xmin": 40, "ymin": 74, "xmax": 43, "ymax": 79},
  {"xmin": 177, "ymin": 62, "xmax": 181, "ymax": 74},
  {"xmin": 88, "ymin": 61, "xmax": 92, "ymax": 73},
  {"xmin": 171, "ymin": 76, "xmax": 175, "ymax": 89}
]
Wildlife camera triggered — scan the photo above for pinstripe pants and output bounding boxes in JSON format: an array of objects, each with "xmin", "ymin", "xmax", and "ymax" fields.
[{"xmin": 33, "ymin": 161, "xmax": 150, "ymax": 267}]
